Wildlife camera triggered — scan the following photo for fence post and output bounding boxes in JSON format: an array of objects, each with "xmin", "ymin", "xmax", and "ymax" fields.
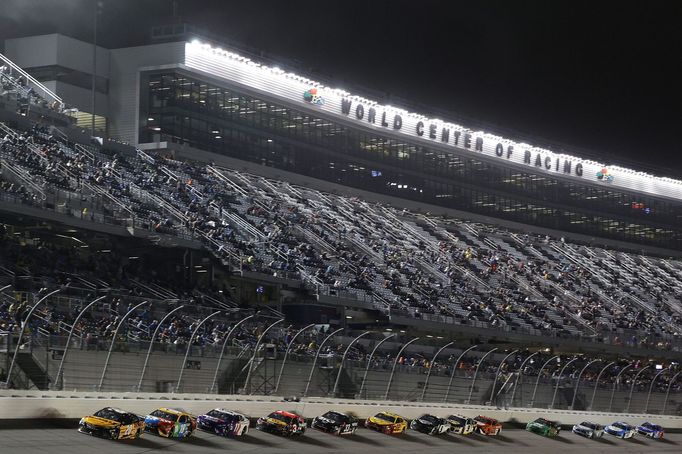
[
  {"xmin": 489, "ymin": 349, "xmax": 518, "ymax": 406},
  {"xmin": 466, "ymin": 347, "xmax": 497, "ymax": 404},
  {"xmin": 420, "ymin": 341, "xmax": 455, "ymax": 402},
  {"xmin": 332, "ymin": 331, "xmax": 371, "ymax": 397},
  {"xmin": 358, "ymin": 333, "xmax": 396, "ymax": 399},
  {"xmin": 97, "ymin": 301, "xmax": 149, "ymax": 391},
  {"xmin": 443, "ymin": 345, "xmax": 478, "ymax": 403},
  {"xmin": 56, "ymin": 296, "xmax": 107, "ymax": 390},
  {"xmin": 303, "ymin": 328, "xmax": 343, "ymax": 397},
  {"xmin": 175, "ymin": 311, "xmax": 221, "ymax": 393},
  {"xmin": 509, "ymin": 351, "xmax": 540, "ymax": 407},
  {"xmin": 530, "ymin": 355, "xmax": 559, "ymax": 408},
  {"xmin": 589, "ymin": 361, "xmax": 615, "ymax": 411},
  {"xmin": 274, "ymin": 323, "xmax": 315, "ymax": 394}
]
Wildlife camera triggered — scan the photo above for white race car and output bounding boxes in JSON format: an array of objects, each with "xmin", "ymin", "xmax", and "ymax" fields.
[{"xmin": 604, "ymin": 421, "xmax": 636, "ymax": 439}]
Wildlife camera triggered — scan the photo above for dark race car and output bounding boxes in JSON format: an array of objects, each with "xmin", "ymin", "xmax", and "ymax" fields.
[
  {"xmin": 409, "ymin": 414, "xmax": 450, "ymax": 435},
  {"xmin": 256, "ymin": 410, "xmax": 306, "ymax": 437},
  {"xmin": 197, "ymin": 408, "xmax": 250, "ymax": 437},
  {"xmin": 78, "ymin": 407, "xmax": 145, "ymax": 440},
  {"xmin": 312, "ymin": 410, "xmax": 358, "ymax": 435}
]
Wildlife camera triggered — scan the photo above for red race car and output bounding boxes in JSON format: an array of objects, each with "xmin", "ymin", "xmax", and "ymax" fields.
[{"xmin": 473, "ymin": 415, "xmax": 502, "ymax": 435}]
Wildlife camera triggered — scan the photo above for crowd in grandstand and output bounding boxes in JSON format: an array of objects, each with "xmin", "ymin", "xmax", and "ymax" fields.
[{"xmin": 1, "ymin": 62, "xmax": 682, "ymax": 401}]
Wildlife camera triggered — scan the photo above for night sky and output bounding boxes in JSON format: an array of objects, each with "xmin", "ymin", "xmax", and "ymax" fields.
[{"xmin": 1, "ymin": 0, "xmax": 681, "ymax": 174}]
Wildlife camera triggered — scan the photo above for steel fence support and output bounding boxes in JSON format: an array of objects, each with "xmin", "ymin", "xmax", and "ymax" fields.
[
  {"xmin": 571, "ymin": 358, "xmax": 602, "ymax": 409},
  {"xmin": 137, "ymin": 305, "xmax": 185, "ymax": 392},
  {"xmin": 274, "ymin": 323, "xmax": 316, "ymax": 394},
  {"xmin": 466, "ymin": 347, "xmax": 497, "ymax": 404},
  {"xmin": 589, "ymin": 361, "xmax": 616, "ymax": 411},
  {"xmin": 4, "ymin": 289, "xmax": 60, "ymax": 389},
  {"xmin": 530, "ymin": 355, "xmax": 559, "ymax": 408},
  {"xmin": 609, "ymin": 364, "xmax": 632, "ymax": 412},
  {"xmin": 210, "ymin": 313, "xmax": 257, "ymax": 394},
  {"xmin": 443, "ymin": 345, "xmax": 478, "ymax": 403},
  {"xmin": 176, "ymin": 310, "xmax": 221, "ymax": 392},
  {"xmin": 303, "ymin": 327, "xmax": 343, "ymax": 397},
  {"xmin": 509, "ymin": 351, "xmax": 540, "ymax": 407},
  {"xmin": 56, "ymin": 295, "xmax": 107, "ymax": 390},
  {"xmin": 384, "ymin": 337, "xmax": 421, "ymax": 400},
  {"xmin": 662, "ymin": 370, "xmax": 682, "ymax": 415},
  {"xmin": 244, "ymin": 318, "xmax": 284, "ymax": 394},
  {"xmin": 420, "ymin": 341, "xmax": 455, "ymax": 402},
  {"xmin": 358, "ymin": 333, "xmax": 396, "ymax": 399},
  {"xmin": 98, "ymin": 301, "xmax": 149, "ymax": 391},
  {"xmin": 626, "ymin": 365, "xmax": 652, "ymax": 413},
  {"xmin": 489, "ymin": 349, "xmax": 518, "ymax": 406},
  {"xmin": 550, "ymin": 357, "xmax": 579, "ymax": 409},
  {"xmin": 333, "ymin": 331, "xmax": 371, "ymax": 397},
  {"xmin": 644, "ymin": 367, "xmax": 669, "ymax": 414}
]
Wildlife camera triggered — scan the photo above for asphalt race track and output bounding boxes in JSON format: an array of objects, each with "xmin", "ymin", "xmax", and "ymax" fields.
[{"xmin": 0, "ymin": 421, "xmax": 679, "ymax": 454}]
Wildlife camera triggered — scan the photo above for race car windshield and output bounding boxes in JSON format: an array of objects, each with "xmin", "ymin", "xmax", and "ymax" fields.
[
  {"xmin": 94, "ymin": 408, "xmax": 123, "ymax": 422},
  {"xmin": 581, "ymin": 422, "xmax": 599, "ymax": 430},
  {"xmin": 269, "ymin": 413, "xmax": 294, "ymax": 424},
  {"xmin": 150, "ymin": 410, "xmax": 179, "ymax": 422},
  {"xmin": 642, "ymin": 423, "xmax": 660, "ymax": 430},
  {"xmin": 374, "ymin": 413, "xmax": 396, "ymax": 423},
  {"xmin": 534, "ymin": 418, "xmax": 549, "ymax": 424},
  {"xmin": 419, "ymin": 415, "xmax": 438, "ymax": 423},
  {"xmin": 206, "ymin": 410, "xmax": 229, "ymax": 419},
  {"xmin": 322, "ymin": 412, "xmax": 346, "ymax": 423},
  {"xmin": 448, "ymin": 415, "xmax": 466, "ymax": 424},
  {"xmin": 612, "ymin": 423, "xmax": 628, "ymax": 430},
  {"xmin": 475, "ymin": 417, "xmax": 494, "ymax": 424}
]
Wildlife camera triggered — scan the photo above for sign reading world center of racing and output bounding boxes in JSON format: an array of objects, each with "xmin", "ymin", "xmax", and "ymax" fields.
[{"xmin": 338, "ymin": 98, "xmax": 584, "ymax": 178}]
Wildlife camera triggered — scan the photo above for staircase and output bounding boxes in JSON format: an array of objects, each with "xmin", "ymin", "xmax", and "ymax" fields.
[{"xmin": 16, "ymin": 351, "xmax": 50, "ymax": 390}]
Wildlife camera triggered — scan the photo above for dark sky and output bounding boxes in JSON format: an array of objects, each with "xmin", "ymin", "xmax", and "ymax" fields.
[{"xmin": 1, "ymin": 0, "xmax": 681, "ymax": 173}]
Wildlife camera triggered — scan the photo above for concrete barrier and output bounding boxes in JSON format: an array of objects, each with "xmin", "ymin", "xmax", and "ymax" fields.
[{"xmin": 1, "ymin": 390, "xmax": 681, "ymax": 428}]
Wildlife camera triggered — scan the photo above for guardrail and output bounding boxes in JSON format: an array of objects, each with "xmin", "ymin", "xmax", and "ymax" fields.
[{"xmin": 1, "ymin": 390, "xmax": 681, "ymax": 428}]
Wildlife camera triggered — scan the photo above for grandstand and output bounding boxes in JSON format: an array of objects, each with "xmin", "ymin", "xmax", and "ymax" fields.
[{"xmin": 0, "ymin": 32, "xmax": 681, "ymax": 418}]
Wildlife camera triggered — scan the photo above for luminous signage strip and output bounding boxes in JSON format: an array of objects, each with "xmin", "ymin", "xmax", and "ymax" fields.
[{"xmin": 184, "ymin": 41, "xmax": 682, "ymax": 202}]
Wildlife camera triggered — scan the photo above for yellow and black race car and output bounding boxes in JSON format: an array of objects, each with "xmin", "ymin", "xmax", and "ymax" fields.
[
  {"xmin": 78, "ymin": 407, "xmax": 145, "ymax": 439},
  {"xmin": 365, "ymin": 411, "xmax": 408, "ymax": 435}
]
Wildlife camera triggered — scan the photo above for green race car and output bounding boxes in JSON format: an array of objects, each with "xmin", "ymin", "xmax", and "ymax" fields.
[{"xmin": 526, "ymin": 418, "xmax": 561, "ymax": 437}]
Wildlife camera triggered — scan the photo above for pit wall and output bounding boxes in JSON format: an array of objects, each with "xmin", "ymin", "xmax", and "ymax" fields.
[{"xmin": 1, "ymin": 390, "xmax": 680, "ymax": 428}]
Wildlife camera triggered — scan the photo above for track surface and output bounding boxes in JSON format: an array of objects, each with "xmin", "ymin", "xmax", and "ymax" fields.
[{"xmin": 0, "ymin": 422, "xmax": 678, "ymax": 454}]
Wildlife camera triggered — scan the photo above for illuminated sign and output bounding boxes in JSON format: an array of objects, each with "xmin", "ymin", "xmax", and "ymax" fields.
[
  {"xmin": 184, "ymin": 41, "xmax": 682, "ymax": 201},
  {"xmin": 303, "ymin": 88, "xmax": 324, "ymax": 105},
  {"xmin": 596, "ymin": 167, "xmax": 614, "ymax": 183}
]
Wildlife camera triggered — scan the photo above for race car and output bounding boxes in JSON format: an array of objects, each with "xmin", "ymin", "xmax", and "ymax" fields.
[
  {"xmin": 526, "ymin": 417, "xmax": 561, "ymax": 437},
  {"xmin": 636, "ymin": 422, "xmax": 664, "ymax": 439},
  {"xmin": 256, "ymin": 410, "xmax": 306, "ymax": 436},
  {"xmin": 365, "ymin": 412, "xmax": 408, "ymax": 435},
  {"xmin": 572, "ymin": 421, "xmax": 604, "ymax": 439},
  {"xmin": 446, "ymin": 414, "xmax": 477, "ymax": 435},
  {"xmin": 409, "ymin": 414, "xmax": 450, "ymax": 435},
  {"xmin": 197, "ymin": 408, "xmax": 250, "ymax": 437},
  {"xmin": 604, "ymin": 421, "xmax": 636, "ymax": 439},
  {"xmin": 144, "ymin": 408, "xmax": 196, "ymax": 439},
  {"xmin": 473, "ymin": 415, "xmax": 502, "ymax": 435},
  {"xmin": 78, "ymin": 407, "xmax": 145, "ymax": 439},
  {"xmin": 311, "ymin": 410, "xmax": 358, "ymax": 435}
]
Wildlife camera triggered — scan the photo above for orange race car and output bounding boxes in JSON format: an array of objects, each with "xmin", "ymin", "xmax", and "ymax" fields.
[{"xmin": 473, "ymin": 415, "xmax": 502, "ymax": 435}]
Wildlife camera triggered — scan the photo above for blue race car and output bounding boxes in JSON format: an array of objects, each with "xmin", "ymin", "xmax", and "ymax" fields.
[
  {"xmin": 636, "ymin": 422, "xmax": 664, "ymax": 439},
  {"xmin": 197, "ymin": 408, "xmax": 250, "ymax": 437},
  {"xmin": 604, "ymin": 421, "xmax": 635, "ymax": 439}
]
